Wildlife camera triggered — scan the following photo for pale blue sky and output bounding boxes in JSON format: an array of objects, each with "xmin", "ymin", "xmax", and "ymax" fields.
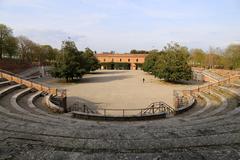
[{"xmin": 0, "ymin": 0, "xmax": 240, "ymax": 52}]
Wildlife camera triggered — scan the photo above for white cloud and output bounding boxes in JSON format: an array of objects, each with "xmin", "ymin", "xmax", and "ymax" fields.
[{"xmin": 14, "ymin": 28, "xmax": 87, "ymax": 49}]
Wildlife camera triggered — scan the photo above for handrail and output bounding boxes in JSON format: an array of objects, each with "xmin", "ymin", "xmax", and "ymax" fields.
[
  {"xmin": 174, "ymin": 74, "xmax": 240, "ymax": 108},
  {"xmin": 0, "ymin": 69, "xmax": 66, "ymax": 98},
  {"xmin": 69, "ymin": 101, "xmax": 175, "ymax": 117},
  {"xmin": 141, "ymin": 101, "xmax": 175, "ymax": 115},
  {"xmin": 177, "ymin": 75, "xmax": 240, "ymax": 95}
]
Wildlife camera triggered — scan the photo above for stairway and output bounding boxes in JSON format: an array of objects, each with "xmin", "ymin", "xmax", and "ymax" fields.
[{"xmin": 0, "ymin": 78, "xmax": 240, "ymax": 159}]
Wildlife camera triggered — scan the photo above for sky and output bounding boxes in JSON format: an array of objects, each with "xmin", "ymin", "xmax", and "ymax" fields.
[{"xmin": 0, "ymin": 0, "xmax": 240, "ymax": 53}]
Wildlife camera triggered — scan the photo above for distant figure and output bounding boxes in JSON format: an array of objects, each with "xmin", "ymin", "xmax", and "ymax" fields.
[{"xmin": 143, "ymin": 78, "xmax": 145, "ymax": 83}]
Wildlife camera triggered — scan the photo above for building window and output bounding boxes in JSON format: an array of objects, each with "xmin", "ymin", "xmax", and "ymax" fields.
[
  {"xmin": 112, "ymin": 58, "xmax": 114, "ymax": 62},
  {"xmin": 120, "ymin": 59, "xmax": 122, "ymax": 62},
  {"xmin": 128, "ymin": 59, "xmax": 130, "ymax": 62},
  {"xmin": 136, "ymin": 59, "xmax": 138, "ymax": 62},
  {"xmin": 104, "ymin": 59, "xmax": 106, "ymax": 62}
]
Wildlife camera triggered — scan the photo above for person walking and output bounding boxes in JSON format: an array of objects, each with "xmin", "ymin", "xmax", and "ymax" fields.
[{"xmin": 142, "ymin": 78, "xmax": 145, "ymax": 83}]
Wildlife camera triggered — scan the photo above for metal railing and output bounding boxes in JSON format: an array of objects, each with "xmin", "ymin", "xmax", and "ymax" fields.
[
  {"xmin": 141, "ymin": 102, "xmax": 175, "ymax": 115},
  {"xmin": 69, "ymin": 101, "xmax": 175, "ymax": 117},
  {"xmin": 68, "ymin": 103, "xmax": 97, "ymax": 114}
]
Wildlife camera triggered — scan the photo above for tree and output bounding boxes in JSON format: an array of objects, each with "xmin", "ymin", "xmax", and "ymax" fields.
[
  {"xmin": 205, "ymin": 47, "xmax": 224, "ymax": 69},
  {"xmin": 18, "ymin": 36, "xmax": 37, "ymax": 62},
  {"xmin": 51, "ymin": 41, "xmax": 100, "ymax": 82},
  {"xmin": 82, "ymin": 48, "xmax": 100, "ymax": 72},
  {"xmin": 143, "ymin": 43, "xmax": 192, "ymax": 82},
  {"xmin": 4, "ymin": 36, "xmax": 18, "ymax": 58},
  {"xmin": 189, "ymin": 49, "xmax": 206, "ymax": 67},
  {"xmin": 130, "ymin": 49, "xmax": 149, "ymax": 54},
  {"xmin": 130, "ymin": 49, "xmax": 138, "ymax": 54},
  {"xmin": 0, "ymin": 24, "xmax": 18, "ymax": 59},
  {"xmin": 223, "ymin": 44, "xmax": 240, "ymax": 69},
  {"xmin": 142, "ymin": 50, "xmax": 160, "ymax": 73},
  {"xmin": 40, "ymin": 45, "xmax": 58, "ymax": 64}
]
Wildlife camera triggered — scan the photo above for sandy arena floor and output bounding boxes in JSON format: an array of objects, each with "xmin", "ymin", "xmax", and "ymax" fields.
[{"xmin": 43, "ymin": 70, "xmax": 202, "ymax": 115}]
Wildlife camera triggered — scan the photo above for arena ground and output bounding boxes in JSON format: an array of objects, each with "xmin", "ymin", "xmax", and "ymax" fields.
[{"xmin": 38, "ymin": 70, "xmax": 204, "ymax": 115}]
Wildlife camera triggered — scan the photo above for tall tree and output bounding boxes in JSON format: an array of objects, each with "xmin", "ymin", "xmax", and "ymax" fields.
[
  {"xmin": 142, "ymin": 50, "xmax": 160, "ymax": 73},
  {"xmin": 205, "ymin": 47, "xmax": 224, "ymax": 69},
  {"xmin": 51, "ymin": 40, "xmax": 86, "ymax": 81},
  {"xmin": 40, "ymin": 45, "xmax": 58, "ymax": 64},
  {"xmin": 143, "ymin": 43, "xmax": 192, "ymax": 82},
  {"xmin": 0, "ymin": 24, "xmax": 17, "ymax": 59},
  {"xmin": 82, "ymin": 48, "xmax": 100, "ymax": 72},
  {"xmin": 224, "ymin": 44, "xmax": 240, "ymax": 69},
  {"xmin": 17, "ymin": 36, "xmax": 38, "ymax": 63},
  {"xmin": 189, "ymin": 49, "xmax": 206, "ymax": 67},
  {"xmin": 4, "ymin": 36, "xmax": 18, "ymax": 58}
]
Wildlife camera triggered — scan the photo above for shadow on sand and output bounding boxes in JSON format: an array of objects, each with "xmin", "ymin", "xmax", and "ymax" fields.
[
  {"xmin": 89, "ymin": 70, "xmax": 128, "ymax": 75},
  {"xmin": 166, "ymin": 80, "xmax": 205, "ymax": 85},
  {"xmin": 67, "ymin": 96, "xmax": 100, "ymax": 112},
  {"xmin": 72, "ymin": 75, "xmax": 132, "ymax": 83}
]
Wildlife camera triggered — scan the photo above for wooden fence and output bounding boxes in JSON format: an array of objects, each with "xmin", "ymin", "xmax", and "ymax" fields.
[
  {"xmin": 174, "ymin": 74, "xmax": 240, "ymax": 108},
  {"xmin": 0, "ymin": 69, "xmax": 66, "ymax": 98}
]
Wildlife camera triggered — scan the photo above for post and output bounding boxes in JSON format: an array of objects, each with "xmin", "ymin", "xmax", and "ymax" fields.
[
  {"xmin": 60, "ymin": 90, "xmax": 67, "ymax": 113},
  {"xmin": 83, "ymin": 104, "xmax": 86, "ymax": 112},
  {"xmin": 104, "ymin": 109, "xmax": 106, "ymax": 117},
  {"xmin": 123, "ymin": 109, "xmax": 125, "ymax": 117}
]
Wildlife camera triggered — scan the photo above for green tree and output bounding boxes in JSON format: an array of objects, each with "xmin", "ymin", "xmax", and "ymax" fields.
[
  {"xmin": 142, "ymin": 50, "xmax": 160, "ymax": 73},
  {"xmin": 130, "ymin": 49, "xmax": 138, "ymax": 54},
  {"xmin": 143, "ymin": 43, "xmax": 192, "ymax": 82},
  {"xmin": 4, "ymin": 36, "xmax": 18, "ymax": 58},
  {"xmin": 40, "ymin": 45, "xmax": 58, "ymax": 64},
  {"xmin": 51, "ymin": 40, "xmax": 86, "ymax": 81},
  {"xmin": 82, "ymin": 48, "xmax": 100, "ymax": 72},
  {"xmin": 130, "ymin": 49, "xmax": 149, "ymax": 54},
  {"xmin": 0, "ymin": 24, "xmax": 18, "ymax": 59}
]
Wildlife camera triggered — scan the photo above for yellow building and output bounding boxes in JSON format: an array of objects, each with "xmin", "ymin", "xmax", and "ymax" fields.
[{"xmin": 96, "ymin": 53, "xmax": 147, "ymax": 70}]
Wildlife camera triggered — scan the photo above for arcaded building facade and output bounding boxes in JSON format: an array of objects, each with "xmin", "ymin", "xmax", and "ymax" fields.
[{"xmin": 96, "ymin": 53, "xmax": 147, "ymax": 70}]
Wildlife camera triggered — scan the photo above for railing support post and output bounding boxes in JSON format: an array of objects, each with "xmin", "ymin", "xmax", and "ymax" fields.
[{"xmin": 104, "ymin": 109, "xmax": 106, "ymax": 117}]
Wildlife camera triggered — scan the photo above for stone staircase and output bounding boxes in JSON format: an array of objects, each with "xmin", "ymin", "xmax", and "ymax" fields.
[
  {"xmin": 202, "ymin": 70, "xmax": 225, "ymax": 82},
  {"xmin": 0, "ymin": 78, "xmax": 240, "ymax": 159}
]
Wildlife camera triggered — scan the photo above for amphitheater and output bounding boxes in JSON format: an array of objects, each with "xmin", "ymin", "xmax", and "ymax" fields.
[{"xmin": 0, "ymin": 68, "xmax": 240, "ymax": 160}]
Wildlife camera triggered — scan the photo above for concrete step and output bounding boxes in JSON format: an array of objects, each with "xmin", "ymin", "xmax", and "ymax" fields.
[{"xmin": 0, "ymin": 84, "xmax": 22, "ymax": 98}]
